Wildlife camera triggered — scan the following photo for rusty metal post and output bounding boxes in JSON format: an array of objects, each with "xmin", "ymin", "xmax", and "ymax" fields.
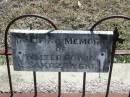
[
  {"xmin": 105, "ymin": 27, "xmax": 119, "ymax": 97},
  {"xmin": 33, "ymin": 71, "xmax": 37, "ymax": 97},
  {"xmin": 82, "ymin": 72, "xmax": 86, "ymax": 97},
  {"xmin": 128, "ymin": 90, "xmax": 130, "ymax": 97},
  {"xmin": 58, "ymin": 72, "xmax": 61, "ymax": 97},
  {"xmin": 29, "ymin": 23, "xmax": 38, "ymax": 97}
]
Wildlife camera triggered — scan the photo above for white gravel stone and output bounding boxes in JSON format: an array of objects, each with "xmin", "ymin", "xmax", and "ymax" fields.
[{"xmin": 0, "ymin": 63, "xmax": 130, "ymax": 93}]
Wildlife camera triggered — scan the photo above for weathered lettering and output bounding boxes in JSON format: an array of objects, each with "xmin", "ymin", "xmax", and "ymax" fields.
[{"xmin": 11, "ymin": 30, "xmax": 113, "ymax": 72}]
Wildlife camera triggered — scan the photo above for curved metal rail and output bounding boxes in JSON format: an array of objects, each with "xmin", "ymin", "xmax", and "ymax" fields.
[
  {"xmin": 90, "ymin": 15, "xmax": 130, "ymax": 97},
  {"xmin": 3, "ymin": 14, "xmax": 58, "ymax": 97}
]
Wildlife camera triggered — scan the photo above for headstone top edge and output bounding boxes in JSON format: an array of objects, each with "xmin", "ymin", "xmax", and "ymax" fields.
[{"xmin": 10, "ymin": 29, "xmax": 113, "ymax": 35}]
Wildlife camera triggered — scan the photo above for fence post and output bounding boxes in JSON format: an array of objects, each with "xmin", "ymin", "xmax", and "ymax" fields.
[{"xmin": 105, "ymin": 26, "xmax": 119, "ymax": 97}]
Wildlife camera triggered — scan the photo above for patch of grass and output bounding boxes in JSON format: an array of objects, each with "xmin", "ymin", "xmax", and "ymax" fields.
[
  {"xmin": 0, "ymin": 55, "xmax": 12, "ymax": 65},
  {"xmin": 0, "ymin": 55, "xmax": 5, "ymax": 65},
  {"xmin": 114, "ymin": 55, "xmax": 130, "ymax": 63}
]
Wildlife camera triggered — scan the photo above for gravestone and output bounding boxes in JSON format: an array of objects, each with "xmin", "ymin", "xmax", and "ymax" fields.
[{"xmin": 10, "ymin": 30, "xmax": 113, "ymax": 72}]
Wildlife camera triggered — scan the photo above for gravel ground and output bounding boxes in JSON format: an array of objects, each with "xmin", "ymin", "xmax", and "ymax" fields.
[{"xmin": 0, "ymin": 63, "xmax": 130, "ymax": 93}]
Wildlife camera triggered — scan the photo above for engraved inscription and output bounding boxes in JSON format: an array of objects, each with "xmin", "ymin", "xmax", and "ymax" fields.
[{"xmin": 11, "ymin": 30, "xmax": 113, "ymax": 72}]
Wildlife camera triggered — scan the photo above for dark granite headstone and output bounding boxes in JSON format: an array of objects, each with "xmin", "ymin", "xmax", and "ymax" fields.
[{"xmin": 11, "ymin": 30, "xmax": 113, "ymax": 72}]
